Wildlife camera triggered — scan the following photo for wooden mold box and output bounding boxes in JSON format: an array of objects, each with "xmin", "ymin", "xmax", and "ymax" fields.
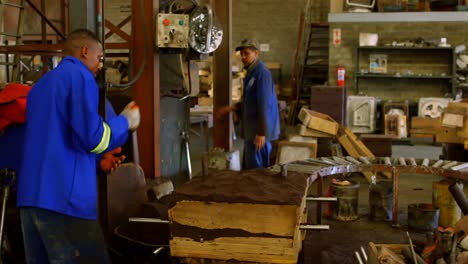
[
  {"xmin": 297, "ymin": 107, "xmax": 339, "ymax": 136},
  {"xmin": 168, "ymin": 169, "xmax": 310, "ymax": 263}
]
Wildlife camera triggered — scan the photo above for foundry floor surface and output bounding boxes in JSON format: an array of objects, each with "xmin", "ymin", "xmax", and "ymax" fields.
[{"xmin": 188, "ymin": 126, "xmax": 463, "ymax": 263}]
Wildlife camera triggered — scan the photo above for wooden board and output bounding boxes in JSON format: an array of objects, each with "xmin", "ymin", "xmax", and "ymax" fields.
[
  {"xmin": 436, "ymin": 127, "xmax": 464, "ymax": 144},
  {"xmin": 297, "ymin": 108, "xmax": 339, "ymax": 135},
  {"xmin": 409, "ymin": 128, "xmax": 437, "ymax": 135},
  {"xmin": 351, "ymin": 138, "xmax": 375, "ymax": 158},
  {"xmin": 296, "ymin": 125, "xmax": 333, "ymax": 138},
  {"xmin": 337, "ymin": 134, "xmax": 360, "ymax": 157},
  {"xmin": 411, "ymin": 117, "xmax": 440, "ymax": 129},
  {"xmin": 442, "ymin": 112, "xmax": 464, "ymax": 128},
  {"xmin": 171, "ymin": 236, "xmax": 299, "ymax": 264},
  {"xmin": 411, "ymin": 133, "xmax": 435, "ymax": 139},
  {"xmin": 169, "ymin": 201, "xmax": 299, "ymax": 237},
  {"xmin": 170, "ymin": 196, "xmax": 308, "ymax": 263}
]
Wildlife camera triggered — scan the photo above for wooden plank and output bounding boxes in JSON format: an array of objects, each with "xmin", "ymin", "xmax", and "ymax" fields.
[
  {"xmin": 410, "ymin": 133, "xmax": 435, "ymax": 139},
  {"xmin": 297, "ymin": 108, "xmax": 339, "ymax": 135},
  {"xmin": 296, "ymin": 125, "xmax": 333, "ymax": 138},
  {"xmin": 337, "ymin": 134, "xmax": 360, "ymax": 157},
  {"xmin": 342, "ymin": 127, "xmax": 357, "ymax": 140},
  {"xmin": 409, "ymin": 128, "xmax": 436, "ymax": 135},
  {"xmin": 436, "ymin": 127, "xmax": 464, "ymax": 144},
  {"xmin": 170, "ymin": 236, "xmax": 299, "ymax": 263},
  {"xmin": 169, "ymin": 201, "xmax": 299, "ymax": 237},
  {"xmin": 442, "ymin": 112, "xmax": 464, "ymax": 128},
  {"xmin": 411, "ymin": 116, "xmax": 440, "ymax": 128},
  {"xmin": 351, "ymin": 139, "xmax": 375, "ymax": 157}
]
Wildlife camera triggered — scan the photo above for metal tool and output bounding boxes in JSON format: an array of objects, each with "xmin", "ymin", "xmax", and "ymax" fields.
[
  {"xmin": 280, "ymin": 163, "xmax": 288, "ymax": 178},
  {"xmin": 180, "ymin": 131, "xmax": 192, "ymax": 180},
  {"xmin": 129, "ymin": 217, "xmax": 170, "ymax": 224},
  {"xmin": 0, "ymin": 169, "xmax": 15, "ymax": 261},
  {"xmin": 406, "ymin": 231, "xmax": 418, "ymax": 264}
]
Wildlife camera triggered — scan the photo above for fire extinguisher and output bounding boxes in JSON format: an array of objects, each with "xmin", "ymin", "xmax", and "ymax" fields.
[{"xmin": 335, "ymin": 66, "xmax": 345, "ymax": 87}]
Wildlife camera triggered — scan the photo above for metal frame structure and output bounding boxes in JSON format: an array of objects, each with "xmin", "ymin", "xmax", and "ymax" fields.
[{"xmin": 273, "ymin": 157, "xmax": 468, "ymax": 227}]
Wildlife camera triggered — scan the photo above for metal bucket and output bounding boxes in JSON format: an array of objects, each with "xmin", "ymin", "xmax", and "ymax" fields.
[
  {"xmin": 408, "ymin": 203, "xmax": 439, "ymax": 232},
  {"xmin": 330, "ymin": 180, "xmax": 360, "ymax": 221},
  {"xmin": 369, "ymin": 179, "xmax": 393, "ymax": 221}
]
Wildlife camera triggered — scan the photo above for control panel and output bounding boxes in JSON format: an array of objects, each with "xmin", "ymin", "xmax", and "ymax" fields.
[{"xmin": 157, "ymin": 13, "xmax": 189, "ymax": 48}]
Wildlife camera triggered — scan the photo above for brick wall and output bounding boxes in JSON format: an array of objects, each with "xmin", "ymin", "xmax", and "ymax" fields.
[
  {"xmin": 233, "ymin": 0, "xmax": 329, "ymax": 86},
  {"xmin": 329, "ymin": 22, "xmax": 468, "ymax": 100}
]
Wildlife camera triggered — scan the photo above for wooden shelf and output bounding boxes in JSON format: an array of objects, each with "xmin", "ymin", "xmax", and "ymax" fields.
[
  {"xmin": 328, "ymin": 12, "xmax": 468, "ymax": 23},
  {"xmin": 355, "ymin": 73, "xmax": 453, "ymax": 79}
]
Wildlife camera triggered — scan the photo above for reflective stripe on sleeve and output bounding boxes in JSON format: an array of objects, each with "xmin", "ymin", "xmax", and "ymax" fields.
[{"xmin": 91, "ymin": 122, "xmax": 111, "ymax": 154}]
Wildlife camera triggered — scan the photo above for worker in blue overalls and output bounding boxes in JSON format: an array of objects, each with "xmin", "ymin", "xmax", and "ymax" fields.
[
  {"xmin": 218, "ymin": 38, "xmax": 280, "ymax": 169},
  {"xmin": 16, "ymin": 29, "xmax": 141, "ymax": 263}
]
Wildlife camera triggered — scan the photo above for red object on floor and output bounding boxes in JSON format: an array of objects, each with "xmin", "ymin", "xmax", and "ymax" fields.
[{"xmin": 0, "ymin": 83, "xmax": 31, "ymax": 132}]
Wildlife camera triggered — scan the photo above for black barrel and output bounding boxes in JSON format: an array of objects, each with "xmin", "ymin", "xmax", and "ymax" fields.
[{"xmin": 330, "ymin": 180, "xmax": 360, "ymax": 221}]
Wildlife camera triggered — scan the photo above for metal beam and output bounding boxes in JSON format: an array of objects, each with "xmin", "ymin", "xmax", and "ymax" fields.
[
  {"xmin": 25, "ymin": 0, "xmax": 65, "ymax": 39},
  {"xmin": 132, "ymin": 0, "xmax": 160, "ymax": 178},
  {"xmin": 213, "ymin": 0, "xmax": 232, "ymax": 151}
]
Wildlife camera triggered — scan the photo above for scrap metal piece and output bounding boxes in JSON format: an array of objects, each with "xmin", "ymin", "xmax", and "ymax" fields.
[
  {"xmin": 299, "ymin": 224, "xmax": 330, "ymax": 230},
  {"xmin": 306, "ymin": 197, "xmax": 338, "ymax": 202},
  {"xmin": 129, "ymin": 217, "xmax": 170, "ymax": 224},
  {"xmin": 281, "ymin": 163, "xmax": 288, "ymax": 178}
]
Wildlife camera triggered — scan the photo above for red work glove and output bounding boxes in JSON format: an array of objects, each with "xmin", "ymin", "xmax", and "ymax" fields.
[{"xmin": 100, "ymin": 147, "xmax": 126, "ymax": 173}]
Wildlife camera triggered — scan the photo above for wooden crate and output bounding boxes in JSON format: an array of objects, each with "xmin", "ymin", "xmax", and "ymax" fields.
[
  {"xmin": 168, "ymin": 170, "xmax": 309, "ymax": 263},
  {"xmin": 297, "ymin": 107, "xmax": 339, "ymax": 135}
]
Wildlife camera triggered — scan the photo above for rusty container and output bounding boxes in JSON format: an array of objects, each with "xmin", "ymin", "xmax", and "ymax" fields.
[
  {"xmin": 369, "ymin": 179, "xmax": 393, "ymax": 221},
  {"xmin": 331, "ymin": 180, "xmax": 360, "ymax": 221},
  {"xmin": 408, "ymin": 203, "xmax": 439, "ymax": 232},
  {"xmin": 432, "ymin": 180, "xmax": 462, "ymax": 228}
]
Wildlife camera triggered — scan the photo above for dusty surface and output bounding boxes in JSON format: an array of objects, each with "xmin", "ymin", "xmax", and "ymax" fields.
[{"xmin": 169, "ymin": 168, "xmax": 309, "ymax": 206}]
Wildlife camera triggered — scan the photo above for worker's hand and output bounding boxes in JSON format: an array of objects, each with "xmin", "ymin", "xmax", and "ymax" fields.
[
  {"xmin": 100, "ymin": 147, "xmax": 126, "ymax": 173},
  {"xmin": 215, "ymin": 105, "xmax": 232, "ymax": 119},
  {"xmin": 255, "ymin": 135, "xmax": 266, "ymax": 151},
  {"xmin": 121, "ymin": 101, "xmax": 141, "ymax": 131}
]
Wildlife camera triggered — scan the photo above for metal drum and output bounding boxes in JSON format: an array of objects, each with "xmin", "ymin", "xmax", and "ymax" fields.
[{"xmin": 331, "ymin": 180, "xmax": 360, "ymax": 221}]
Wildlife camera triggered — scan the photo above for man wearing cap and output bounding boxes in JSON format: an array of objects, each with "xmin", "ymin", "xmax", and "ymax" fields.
[{"xmin": 218, "ymin": 38, "xmax": 280, "ymax": 169}]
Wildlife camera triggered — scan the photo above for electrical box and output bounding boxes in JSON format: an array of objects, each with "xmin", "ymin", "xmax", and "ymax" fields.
[{"xmin": 157, "ymin": 13, "xmax": 189, "ymax": 48}]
